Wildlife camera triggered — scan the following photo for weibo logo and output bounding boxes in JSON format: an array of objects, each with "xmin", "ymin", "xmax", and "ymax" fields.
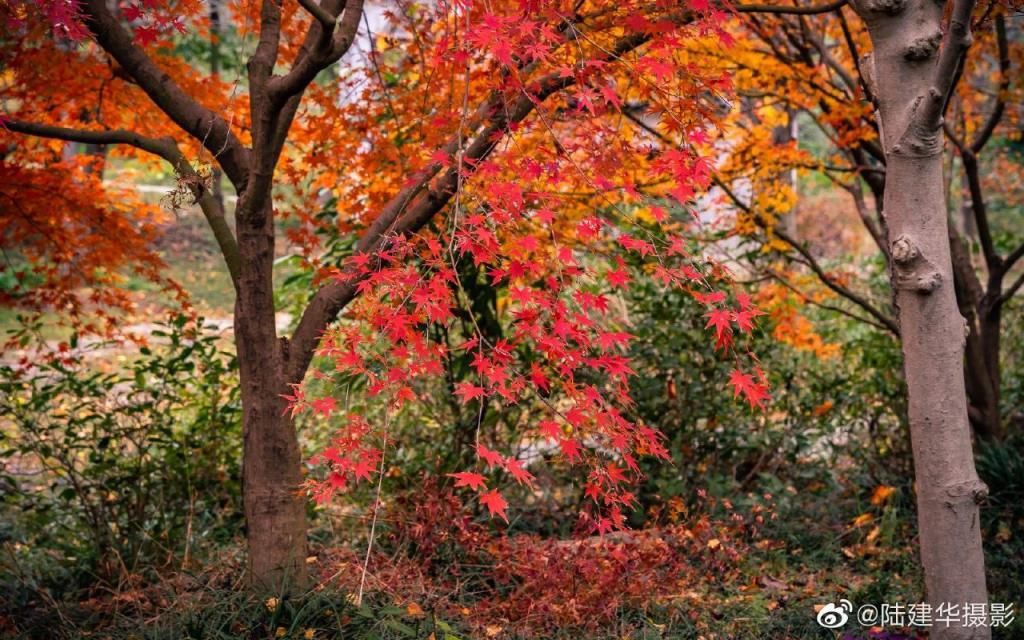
[{"xmin": 816, "ymin": 599, "xmax": 853, "ymax": 629}]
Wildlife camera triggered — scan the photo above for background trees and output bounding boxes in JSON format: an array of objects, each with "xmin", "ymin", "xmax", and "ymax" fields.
[{"xmin": 709, "ymin": 1, "xmax": 1023, "ymax": 441}]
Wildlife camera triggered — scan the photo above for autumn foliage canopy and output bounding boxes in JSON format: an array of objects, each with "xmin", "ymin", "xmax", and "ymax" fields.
[{"xmin": 0, "ymin": 0, "xmax": 773, "ymax": 532}]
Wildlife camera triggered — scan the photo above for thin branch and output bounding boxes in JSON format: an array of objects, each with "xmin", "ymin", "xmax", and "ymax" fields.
[
  {"xmin": 944, "ymin": 121, "xmax": 999, "ymax": 271},
  {"xmin": 249, "ymin": 0, "xmax": 286, "ymax": 91},
  {"xmin": 948, "ymin": 219, "xmax": 986, "ymax": 309},
  {"xmin": 80, "ymin": 0, "xmax": 250, "ymax": 188},
  {"xmin": 267, "ymin": 0, "xmax": 364, "ymax": 104},
  {"xmin": 803, "ymin": 19, "xmax": 858, "ymax": 94},
  {"xmin": 297, "ymin": 0, "xmax": 337, "ymax": 31},
  {"xmin": 1004, "ymin": 241, "xmax": 1024, "ymax": 273},
  {"xmin": 3, "ymin": 119, "xmax": 173, "ymax": 157},
  {"xmin": 841, "ymin": 179, "xmax": 888, "ymax": 263},
  {"xmin": 769, "ymin": 267, "xmax": 895, "ymax": 333},
  {"xmin": 1001, "ymin": 270, "xmax": 1024, "ymax": 305},
  {"xmin": 2, "ymin": 119, "xmax": 241, "ymax": 283},
  {"xmin": 969, "ymin": 14, "xmax": 1008, "ymax": 154},
  {"xmin": 838, "ymin": 11, "xmax": 874, "ymax": 104},
  {"xmin": 918, "ymin": 0, "xmax": 976, "ymax": 130},
  {"xmin": 775, "ymin": 227, "xmax": 899, "ymax": 335},
  {"xmin": 735, "ymin": 0, "xmax": 848, "ymax": 15},
  {"xmin": 621, "ymin": 100, "xmax": 898, "ymax": 336}
]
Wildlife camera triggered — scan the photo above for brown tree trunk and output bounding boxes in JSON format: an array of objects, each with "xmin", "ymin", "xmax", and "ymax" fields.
[
  {"xmin": 976, "ymin": 278, "xmax": 1003, "ymax": 437},
  {"xmin": 963, "ymin": 305, "xmax": 1003, "ymax": 440},
  {"xmin": 950, "ymin": 231, "xmax": 1004, "ymax": 440},
  {"xmin": 235, "ymin": 199, "xmax": 308, "ymax": 593},
  {"xmin": 857, "ymin": 0, "xmax": 990, "ymax": 636}
]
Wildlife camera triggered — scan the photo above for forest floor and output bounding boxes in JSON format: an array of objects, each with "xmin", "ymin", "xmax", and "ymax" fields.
[{"xmin": 5, "ymin": 469, "xmax": 1022, "ymax": 640}]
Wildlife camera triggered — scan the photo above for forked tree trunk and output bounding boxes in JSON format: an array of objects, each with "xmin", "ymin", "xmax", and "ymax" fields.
[
  {"xmin": 235, "ymin": 200, "xmax": 309, "ymax": 593},
  {"xmin": 856, "ymin": 0, "xmax": 989, "ymax": 636}
]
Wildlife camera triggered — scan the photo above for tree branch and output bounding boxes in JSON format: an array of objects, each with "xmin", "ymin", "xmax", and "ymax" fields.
[
  {"xmin": 944, "ymin": 122, "xmax": 999, "ymax": 272},
  {"xmin": 1001, "ymin": 270, "xmax": 1024, "ymax": 305},
  {"xmin": 620, "ymin": 99, "xmax": 898, "ymax": 336},
  {"xmin": 2, "ymin": 118, "xmax": 241, "ymax": 283},
  {"xmin": 969, "ymin": 14, "xmax": 1008, "ymax": 154},
  {"xmin": 80, "ymin": 0, "xmax": 250, "ymax": 188},
  {"xmin": 768, "ymin": 267, "xmax": 895, "ymax": 333},
  {"xmin": 917, "ymin": 0, "xmax": 976, "ymax": 130},
  {"xmin": 285, "ymin": 20, "xmax": 677, "ymax": 383},
  {"xmin": 297, "ymin": 0, "xmax": 336, "ymax": 31},
  {"xmin": 735, "ymin": 0, "xmax": 848, "ymax": 15},
  {"xmin": 775, "ymin": 227, "xmax": 900, "ymax": 335},
  {"xmin": 234, "ymin": 0, "xmax": 362, "ymax": 219},
  {"xmin": 267, "ymin": 0, "xmax": 364, "ymax": 104},
  {"xmin": 842, "ymin": 179, "xmax": 888, "ymax": 263},
  {"xmin": 838, "ymin": 10, "xmax": 875, "ymax": 105},
  {"xmin": 1005, "ymin": 242, "xmax": 1024, "ymax": 273},
  {"xmin": 948, "ymin": 219, "xmax": 985, "ymax": 310},
  {"xmin": 3, "ymin": 119, "xmax": 168, "ymax": 156}
]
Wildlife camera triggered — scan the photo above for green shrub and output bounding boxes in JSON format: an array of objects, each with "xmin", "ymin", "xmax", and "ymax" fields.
[{"xmin": 0, "ymin": 315, "xmax": 242, "ymax": 604}]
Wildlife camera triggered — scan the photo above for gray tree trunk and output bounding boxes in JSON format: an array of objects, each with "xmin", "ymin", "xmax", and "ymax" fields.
[{"xmin": 855, "ymin": 0, "xmax": 990, "ymax": 636}]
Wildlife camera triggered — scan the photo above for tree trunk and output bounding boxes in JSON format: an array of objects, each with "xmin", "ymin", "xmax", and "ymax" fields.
[
  {"xmin": 976, "ymin": 278, "xmax": 1003, "ymax": 438},
  {"xmin": 235, "ymin": 200, "xmax": 309, "ymax": 593},
  {"xmin": 950, "ymin": 231, "xmax": 1004, "ymax": 440},
  {"xmin": 858, "ymin": 1, "xmax": 990, "ymax": 636},
  {"xmin": 963, "ymin": 307, "xmax": 1003, "ymax": 440}
]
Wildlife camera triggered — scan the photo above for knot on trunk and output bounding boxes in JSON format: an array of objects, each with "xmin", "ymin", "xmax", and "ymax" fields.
[
  {"xmin": 890, "ymin": 93, "xmax": 944, "ymax": 157},
  {"xmin": 891, "ymin": 235, "xmax": 942, "ymax": 293},
  {"xmin": 904, "ymin": 31, "xmax": 943, "ymax": 61},
  {"xmin": 863, "ymin": 0, "xmax": 907, "ymax": 13},
  {"xmin": 943, "ymin": 478, "xmax": 989, "ymax": 506}
]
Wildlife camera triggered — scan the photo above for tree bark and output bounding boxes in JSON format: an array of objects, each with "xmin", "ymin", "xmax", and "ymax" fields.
[
  {"xmin": 235, "ymin": 199, "xmax": 309, "ymax": 593},
  {"xmin": 856, "ymin": 0, "xmax": 990, "ymax": 636}
]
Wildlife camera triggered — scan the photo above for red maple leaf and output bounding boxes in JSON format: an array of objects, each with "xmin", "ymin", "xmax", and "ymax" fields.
[
  {"xmin": 732, "ymin": 308, "xmax": 763, "ymax": 333},
  {"xmin": 479, "ymin": 489, "xmax": 508, "ymax": 521},
  {"xmin": 704, "ymin": 308, "xmax": 733, "ymax": 348},
  {"xmin": 454, "ymin": 381, "xmax": 485, "ymax": 403},
  {"xmin": 606, "ymin": 463, "xmax": 627, "ymax": 484},
  {"xmin": 122, "ymin": 4, "xmax": 144, "ymax": 21},
  {"xmin": 538, "ymin": 419, "xmax": 561, "ymax": 440},
  {"xmin": 448, "ymin": 471, "xmax": 488, "ymax": 491},
  {"xmin": 350, "ymin": 457, "xmax": 376, "ymax": 482},
  {"xmin": 134, "ymin": 24, "xmax": 158, "ymax": 46},
  {"xmin": 559, "ymin": 437, "xmax": 582, "ymax": 462},
  {"xmin": 694, "ymin": 291, "xmax": 727, "ymax": 305},
  {"xmin": 505, "ymin": 459, "xmax": 535, "ymax": 486},
  {"xmin": 605, "ymin": 267, "xmax": 631, "ymax": 289},
  {"xmin": 476, "ymin": 444, "xmax": 505, "ymax": 469},
  {"xmin": 729, "ymin": 369, "xmax": 770, "ymax": 408},
  {"xmin": 597, "ymin": 331, "xmax": 633, "ymax": 352},
  {"xmin": 328, "ymin": 471, "xmax": 347, "ymax": 491},
  {"xmin": 310, "ymin": 396, "xmax": 336, "ymax": 417}
]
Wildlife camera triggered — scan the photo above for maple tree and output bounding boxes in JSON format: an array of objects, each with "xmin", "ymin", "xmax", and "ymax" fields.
[{"xmin": 0, "ymin": 0, "xmax": 779, "ymax": 593}]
